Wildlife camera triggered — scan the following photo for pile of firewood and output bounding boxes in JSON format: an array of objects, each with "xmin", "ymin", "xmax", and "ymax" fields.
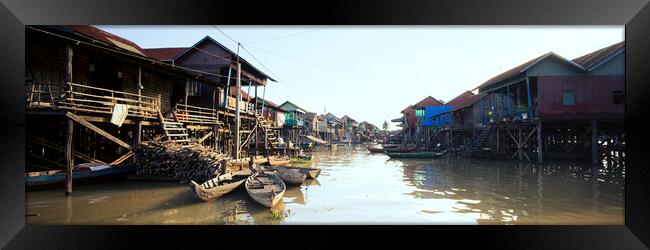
[{"xmin": 135, "ymin": 140, "xmax": 229, "ymax": 182}]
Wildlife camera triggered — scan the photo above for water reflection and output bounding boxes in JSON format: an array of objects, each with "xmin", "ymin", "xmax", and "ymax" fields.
[{"xmin": 26, "ymin": 145, "xmax": 623, "ymax": 225}]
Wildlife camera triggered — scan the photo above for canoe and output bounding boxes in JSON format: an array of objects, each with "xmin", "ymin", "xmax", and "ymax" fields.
[
  {"xmin": 267, "ymin": 156, "xmax": 291, "ymax": 166},
  {"xmin": 245, "ymin": 172, "xmax": 286, "ymax": 208},
  {"xmin": 275, "ymin": 166, "xmax": 321, "ymax": 179},
  {"xmin": 190, "ymin": 174, "xmax": 246, "ymax": 202},
  {"xmin": 271, "ymin": 166, "xmax": 307, "ymax": 185},
  {"xmin": 385, "ymin": 151, "xmax": 444, "ymax": 159},
  {"xmin": 25, "ymin": 165, "xmax": 135, "ymax": 187}
]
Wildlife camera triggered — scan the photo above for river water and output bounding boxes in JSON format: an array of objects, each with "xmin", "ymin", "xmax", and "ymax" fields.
[{"xmin": 26, "ymin": 144, "xmax": 624, "ymax": 225}]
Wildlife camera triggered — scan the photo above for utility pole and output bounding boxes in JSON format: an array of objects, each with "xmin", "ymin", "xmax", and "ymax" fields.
[{"xmin": 234, "ymin": 43, "xmax": 242, "ymax": 160}]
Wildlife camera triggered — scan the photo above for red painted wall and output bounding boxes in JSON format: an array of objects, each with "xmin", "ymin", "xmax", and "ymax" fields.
[{"xmin": 537, "ymin": 75, "xmax": 624, "ymax": 120}]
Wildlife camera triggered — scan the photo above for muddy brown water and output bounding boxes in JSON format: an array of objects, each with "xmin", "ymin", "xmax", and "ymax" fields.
[{"xmin": 26, "ymin": 144, "xmax": 624, "ymax": 225}]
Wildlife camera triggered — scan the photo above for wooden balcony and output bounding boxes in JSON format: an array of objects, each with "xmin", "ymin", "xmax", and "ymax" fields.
[{"xmin": 26, "ymin": 81, "xmax": 160, "ymax": 120}]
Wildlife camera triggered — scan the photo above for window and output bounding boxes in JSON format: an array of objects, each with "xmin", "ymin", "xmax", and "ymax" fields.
[
  {"xmin": 612, "ymin": 91, "xmax": 624, "ymax": 104},
  {"xmin": 186, "ymin": 81, "xmax": 202, "ymax": 96},
  {"xmin": 562, "ymin": 91, "xmax": 575, "ymax": 106}
]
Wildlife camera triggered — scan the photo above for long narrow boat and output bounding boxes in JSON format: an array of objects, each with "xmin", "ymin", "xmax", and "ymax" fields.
[
  {"xmin": 367, "ymin": 146, "xmax": 386, "ymax": 153},
  {"xmin": 385, "ymin": 151, "xmax": 445, "ymax": 159},
  {"xmin": 267, "ymin": 156, "xmax": 291, "ymax": 166},
  {"xmin": 190, "ymin": 174, "xmax": 246, "ymax": 202},
  {"xmin": 245, "ymin": 172, "xmax": 286, "ymax": 208},
  {"xmin": 271, "ymin": 166, "xmax": 307, "ymax": 185},
  {"xmin": 382, "ymin": 146, "xmax": 418, "ymax": 153},
  {"xmin": 25, "ymin": 165, "xmax": 135, "ymax": 187},
  {"xmin": 273, "ymin": 166, "xmax": 321, "ymax": 179}
]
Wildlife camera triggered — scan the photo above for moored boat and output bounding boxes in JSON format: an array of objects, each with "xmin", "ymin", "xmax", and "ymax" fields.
[
  {"xmin": 26, "ymin": 164, "xmax": 135, "ymax": 187},
  {"xmin": 385, "ymin": 151, "xmax": 444, "ymax": 159},
  {"xmin": 276, "ymin": 166, "xmax": 321, "ymax": 179},
  {"xmin": 267, "ymin": 156, "xmax": 291, "ymax": 166},
  {"xmin": 190, "ymin": 174, "xmax": 246, "ymax": 202},
  {"xmin": 296, "ymin": 154, "xmax": 313, "ymax": 161},
  {"xmin": 245, "ymin": 172, "xmax": 286, "ymax": 208},
  {"xmin": 367, "ymin": 146, "xmax": 385, "ymax": 153},
  {"xmin": 271, "ymin": 166, "xmax": 307, "ymax": 185}
]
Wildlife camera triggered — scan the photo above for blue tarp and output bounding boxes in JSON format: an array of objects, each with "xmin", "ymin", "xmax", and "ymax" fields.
[{"xmin": 421, "ymin": 106, "xmax": 453, "ymax": 127}]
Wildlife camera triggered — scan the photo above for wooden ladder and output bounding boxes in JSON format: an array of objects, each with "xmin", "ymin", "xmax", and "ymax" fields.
[
  {"xmin": 156, "ymin": 106, "xmax": 191, "ymax": 146},
  {"xmin": 256, "ymin": 116, "xmax": 281, "ymax": 149}
]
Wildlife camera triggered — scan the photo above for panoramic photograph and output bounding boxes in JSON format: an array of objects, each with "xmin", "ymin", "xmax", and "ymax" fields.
[{"xmin": 24, "ymin": 25, "xmax": 624, "ymax": 225}]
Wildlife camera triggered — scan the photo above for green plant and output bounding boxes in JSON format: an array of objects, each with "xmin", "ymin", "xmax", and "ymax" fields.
[{"xmin": 270, "ymin": 209, "xmax": 284, "ymax": 221}]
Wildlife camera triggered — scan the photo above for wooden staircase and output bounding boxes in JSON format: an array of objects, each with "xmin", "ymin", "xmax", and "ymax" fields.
[
  {"xmin": 462, "ymin": 125, "xmax": 492, "ymax": 157},
  {"xmin": 256, "ymin": 116, "xmax": 281, "ymax": 150},
  {"xmin": 157, "ymin": 107, "xmax": 191, "ymax": 146}
]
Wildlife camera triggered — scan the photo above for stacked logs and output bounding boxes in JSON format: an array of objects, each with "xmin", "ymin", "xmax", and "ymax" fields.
[{"xmin": 135, "ymin": 140, "xmax": 229, "ymax": 182}]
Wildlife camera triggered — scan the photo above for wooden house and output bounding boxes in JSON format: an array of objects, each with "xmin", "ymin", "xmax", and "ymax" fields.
[
  {"xmin": 144, "ymin": 35, "xmax": 278, "ymax": 158},
  {"xmin": 470, "ymin": 41, "xmax": 624, "ymax": 163},
  {"xmin": 278, "ymin": 101, "xmax": 308, "ymax": 143},
  {"xmin": 304, "ymin": 112, "xmax": 319, "ymax": 136},
  {"xmin": 25, "ymin": 25, "xmax": 221, "ymax": 179},
  {"xmin": 25, "ymin": 26, "xmax": 279, "ymax": 188}
]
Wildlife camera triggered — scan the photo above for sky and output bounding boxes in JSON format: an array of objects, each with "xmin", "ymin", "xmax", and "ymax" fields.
[{"xmin": 97, "ymin": 26, "xmax": 623, "ymax": 130}]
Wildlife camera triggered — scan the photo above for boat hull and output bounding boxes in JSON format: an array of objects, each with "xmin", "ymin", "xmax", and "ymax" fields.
[
  {"xmin": 245, "ymin": 172, "xmax": 286, "ymax": 208},
  {"xmin": 385, "ymin": 152, "xmax": 443, "ymax": 159},
  {"xmin": 272, "ymin": 166, "xmax": 307, "ymax": 185},
  {"xmin": 191, "ymin": 178, "xmax": 245, "ymax": 202},
  {"xmin": 267, "ymin": 157, "xmax": 291, "ymax": 166},
  {"xmin": 25, "ymin": 165, "xmax": 135, "ymax": 187}
]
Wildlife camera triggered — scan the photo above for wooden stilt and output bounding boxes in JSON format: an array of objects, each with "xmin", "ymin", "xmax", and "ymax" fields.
[
  {"xmin": 65, "ymin": 118, "xmax": 74, "ymax": 195},
  {"xmin": 234, "ymin": 62, "xmax": 242, "ymax": 159},
  {"xmin": 518, "ymin": 125, "xmax": 523, "ymax": 160},
  {"xmin": 537, "ymin": 122, "xmax": 543, "ymax": 163},
  {"xmin": 592, "ymin": 119, "xmax": 598, "ymax": 165}
]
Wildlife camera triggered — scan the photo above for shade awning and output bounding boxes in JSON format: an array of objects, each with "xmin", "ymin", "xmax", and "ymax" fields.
[{"xmin": 302, "ymin": 135, "xmax": 328, "ymax": 144}]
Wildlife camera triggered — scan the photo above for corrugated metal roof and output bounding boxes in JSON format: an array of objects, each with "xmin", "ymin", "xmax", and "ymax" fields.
[
  {"xmin": 414, "ymin": 96, "xmax": 444, "ymax": 107},
  {"xmin": 60, "ymin": 25, "xmax": 148, "ymax": 57},
  {"xmin": 572, "ymin": 41, "xmax": 625, "ymax": 71},
  {"xmin": 144, "ymin": 47, "xmax": 188, "ymax": 61},
  {"xmin": 472, "ymin": 52, "xmax": 585, "ymax": 91},
  {"xmin": 176, "ymin": 36, "xmax": 276, "ymax": 82},
  {"xmin": 446, "ymin": 91, "xmax": 475, "ymax": 107},
  {"xmin": 451, "ymin": 93, "xmax": 481, "ymax": 112}
]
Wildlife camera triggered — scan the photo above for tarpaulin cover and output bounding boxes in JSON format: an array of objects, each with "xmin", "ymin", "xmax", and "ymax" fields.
[{"xmin": 421, "ymin": 106, "xmax": 453, "ymax": 127}]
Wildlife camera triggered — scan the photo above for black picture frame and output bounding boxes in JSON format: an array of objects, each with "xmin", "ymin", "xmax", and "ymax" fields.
[{"xmin": 1, "ymin": 0, "xmax": 648, "ymax": 248}]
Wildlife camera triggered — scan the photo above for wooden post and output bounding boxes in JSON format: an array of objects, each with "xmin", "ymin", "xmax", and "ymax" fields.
[
  {"xmin": 254, "ymin": 85, "xmax": 258, "ymax": 155},
  {"xmin": 526, "ymin": 78, "xmax": 533, "ymax": 119},
  {"xmin": 537, "ymin": 122, "xmax": 543, "ymax": 163},
  {"xmin": 65, "ymin": 119, "xmax": 74, "ymax": 195},
  {"xmin": 224, "ymin": 67, "xmax": 232, "ymax": 108},
  {"xmin": 234, "ymin": 62, "xmax": 242, "ymax": 159},
  {"xmin": 518, "ymin": 125, "xmax": 523, "ymax": 160},
  {"xmin": 496, "ymin": 127, "xmax": 500, "ymax": 152},
  {"xmin": 592, "ymin": 119, "xmax": 598, "ymax": 165}
]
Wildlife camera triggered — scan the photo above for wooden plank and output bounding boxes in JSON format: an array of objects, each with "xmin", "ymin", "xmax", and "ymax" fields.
[
  {"xmin": 65, "ymin": 118, "xmax": 73, "ymax": 195},
  {"xmin": 109, "ymin": 151, "xmax": 134, "ymax": 166},
  {"xmin": 197, "ymin": 131, "xmax": 214, "ymax": 144},
  {"xmin": 66, "ymin": 112, "xmax": 133, "ymax": 150}
]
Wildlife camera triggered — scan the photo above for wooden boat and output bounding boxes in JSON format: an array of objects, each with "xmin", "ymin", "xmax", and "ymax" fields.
[
  {"xmin": 267, "ymin": 156, "xmax": 291, "ymax": 166},
  {"xmin": 245, "ymin": 172, "xmax": 286, "ymax": 208},
  {"xmin": 385, "ymin": 151, "xmax": 445, "ymax": 159},
  {"xmin": 253, "ymin": 156, "xmax": 268, "ymax": 165},
  {"xmin": 272, "ymin": 166, "xmax": 307, "ymax": 185},
  {"xmin": 382, "ymin": 146, "xmax": 418, "ymax": 153},
  {"xmin": 296, "ymin": 154, "xmax": 313, "ymax": 161},
  {"xmin": 190, "ymin": 173, "xmax": 246, "ymax": 202},
  {"xmin": 367, "ymin": 146, "xmax": 385, "ymax": 153},
  {"xmin": 25, "ymin": 165, "xmax": 135, "ymax": 187},
  {"xmin": 275, "ymin": 166, "xmax": 321, "ymax": 179}
]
